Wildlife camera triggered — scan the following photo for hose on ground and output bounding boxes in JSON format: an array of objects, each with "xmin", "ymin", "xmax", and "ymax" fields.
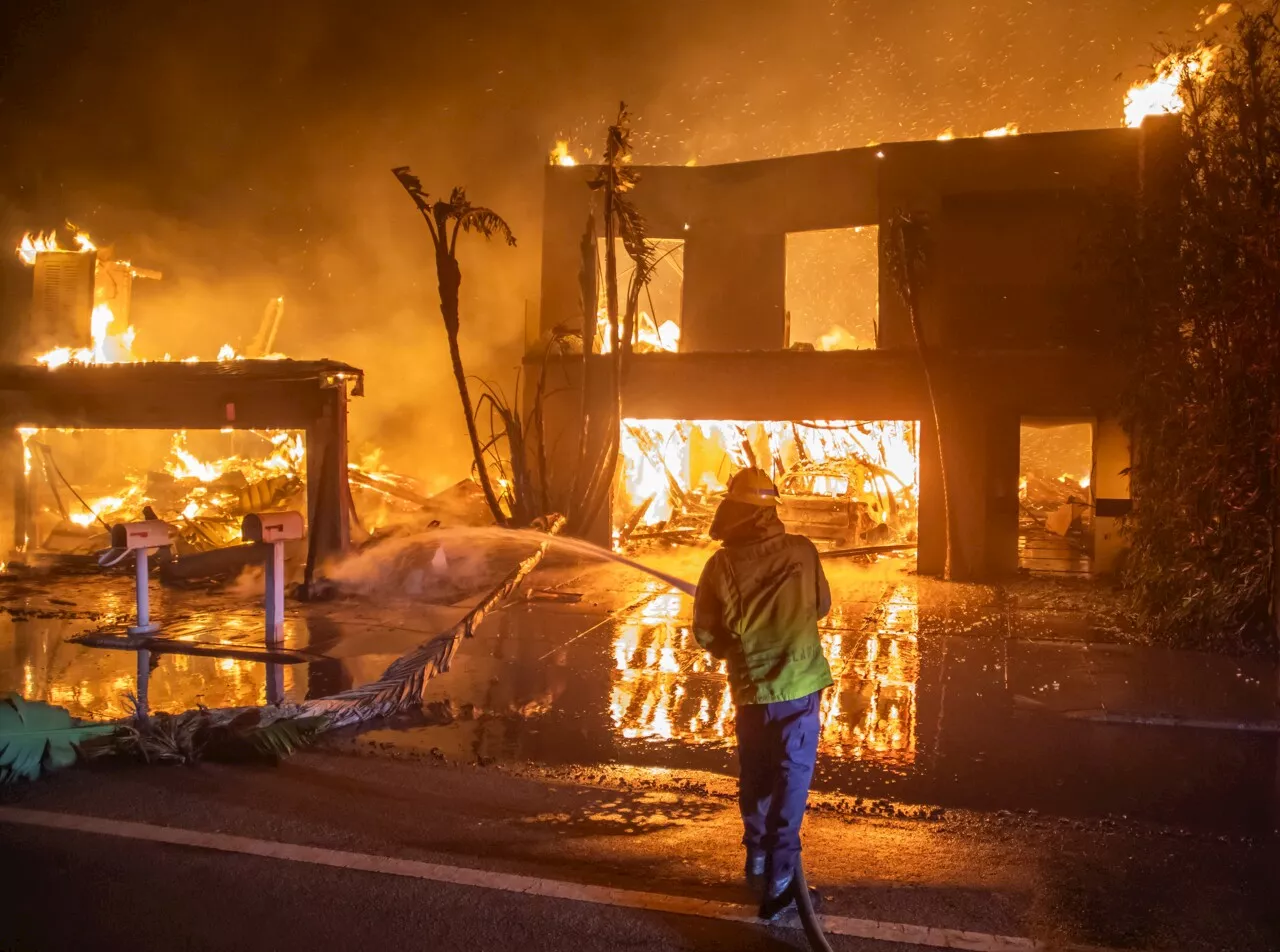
[{"xmin": 792, "ymin": 864, "xmax": 834, "ymax": 952}]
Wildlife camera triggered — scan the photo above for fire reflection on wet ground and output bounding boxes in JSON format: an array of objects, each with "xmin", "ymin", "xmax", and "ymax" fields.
[
  {"xmin": 1, "ymin": 560, "xmax": 1277, "ymax": 833},
  {"xmin": 606, "ymin": 580, "xmax": 920, "ymax": 772}
]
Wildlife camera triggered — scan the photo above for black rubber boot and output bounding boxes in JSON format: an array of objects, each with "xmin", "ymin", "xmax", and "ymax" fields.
[
  {"xmin": 758, "ymin": 874, "xmax": 823, "ymax": 922},
  {"xmin": 757, "ymin": 872, "xmax": 795, "ymax": 921}
]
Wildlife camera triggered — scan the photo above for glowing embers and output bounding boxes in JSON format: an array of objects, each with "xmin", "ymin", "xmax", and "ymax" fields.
[
  {"xmin": 614, "ymin": 419, "xmax": 919, "ymax": 550},
  {"xmin": 608, "ymin": 582, "xmax": 919, "ymax": 764},
  {"xmin": 785, "ymin": 227, "xmax": 878, "ymax": 352}
]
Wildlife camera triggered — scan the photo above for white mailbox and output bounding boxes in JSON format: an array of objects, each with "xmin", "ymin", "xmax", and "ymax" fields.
[
  {"xmin": 98, "ymin": 520, "xmax": 172, "ymax": 635},
  {"xmin": 242, "ymin": 510, "xmax": 305, "ymax": 544},
  {"xmin": 241, "ymin": 510, "xmax": 305, "ymax": 647},
  {"xmin": 109, "ymin": 520, "xmax": 172, "ymax": 552}
]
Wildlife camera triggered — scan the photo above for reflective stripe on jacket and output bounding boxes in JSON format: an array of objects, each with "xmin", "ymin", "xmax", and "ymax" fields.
[{"xmin": 692, "ymin": 531, "xmax": 833, "ymax": 706}]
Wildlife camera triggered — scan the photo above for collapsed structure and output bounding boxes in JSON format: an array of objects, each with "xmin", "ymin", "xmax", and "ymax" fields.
[
  {"xmin": 0, "ymin": 232, "xmax": 363, "ymax": 571},
  {"xmin": 532, "ymin": 116, "xmax": 1183, "ymax": 579}
]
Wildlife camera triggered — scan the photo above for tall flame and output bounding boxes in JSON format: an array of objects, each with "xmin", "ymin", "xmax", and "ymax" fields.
[
  {"xmin": 17, "ymin": 232, "xmax": 62, "ymax": 265},
  {"xmin": 1124, "ymin": 47, "xmax": 1217, "ymax": 128},
  {"xmin": 549, "ymin": 141, "xmax": 577, "ymax": 167},
  {"xmin": 595, "ymin": 309, "xmax": 680, "ymax": 355},
  {"xmin": 36, "ymin": 302, "xmax": 136, "ymax": 367}
]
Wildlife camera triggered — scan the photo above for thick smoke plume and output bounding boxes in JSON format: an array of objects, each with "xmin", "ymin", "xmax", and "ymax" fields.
[{"xmin": 0, "ymin": 0, "xmax": 1213, "ymax": 489}]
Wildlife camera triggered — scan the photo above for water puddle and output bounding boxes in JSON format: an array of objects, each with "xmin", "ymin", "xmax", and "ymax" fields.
[{"xmin": 1, "ymin": 562, "xmax": 1276, "ymax": 834}]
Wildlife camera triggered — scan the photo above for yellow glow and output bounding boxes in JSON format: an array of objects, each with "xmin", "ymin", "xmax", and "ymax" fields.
[
  {"xmin": 609, "ymin": 585, "xmax": 920, "ymax": 762},
  {"xmin": 615, "ymin": 418, "xmax": 918, "ymax": 540},
  {"xmin": 17, "ymin": 231, "xmax": 62, "ymax": 265},
  {"xmin": 1124, "ymin": 47, "xmax": 1217, "ymax": 128},
  {"xmin": 595, "ymin": 310, "xmax": 680, "ymax": 355},
  {"xmin": 550, "ymin": 141, "xmax": 577, "ymax": 166}
]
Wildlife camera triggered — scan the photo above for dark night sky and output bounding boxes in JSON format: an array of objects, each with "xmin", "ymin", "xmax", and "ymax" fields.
[{"xmin": 0, "ymin": 0, "xmax": 1211, "ymax": 480}]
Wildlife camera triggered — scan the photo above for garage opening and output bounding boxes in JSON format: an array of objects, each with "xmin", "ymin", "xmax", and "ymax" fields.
[
  {"xmin": 613, "ymin": 418, "xmax": 919, "ymax": 552},
  {"xmin": 1018, "ymin": 419, "xmax": 1093, "ymax": 574}
]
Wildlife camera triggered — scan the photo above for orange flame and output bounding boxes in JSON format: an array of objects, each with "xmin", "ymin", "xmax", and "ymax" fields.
[
  {"xmin": 549, "ymin": 141, "xmax": 577, "ymax": 167},
  {"xmin": 595, "ymin": 309, "xmax": 681, "ymax": 355},
  {"xmin": 1124, "ymin": 47, "xmax": 1217, "ymax": 128},
  {"xmin": 17, "ymin": 232, "xmax": 62, "ymax": 265}
]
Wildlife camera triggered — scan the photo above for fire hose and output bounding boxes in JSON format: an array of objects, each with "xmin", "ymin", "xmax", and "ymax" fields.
[{"xmin": 792, "ymin": 865, "xmax": 834, "ymax": 952}]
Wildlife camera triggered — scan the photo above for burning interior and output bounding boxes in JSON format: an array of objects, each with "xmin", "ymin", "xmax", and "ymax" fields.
[
  {"xmin": 1018, "ymin": 420, "xmax": 1094, "ymax": 574},
  {"xmin": 1, "ymin": 228, "xmax": 386, "ymax": 575},
  {"xmin": 17, "ymin": 428, "xmax": 306, "ymax": 556},
  {"xmin": 614, "ymin": 418, "xmax": 919, "ymax": 552}
]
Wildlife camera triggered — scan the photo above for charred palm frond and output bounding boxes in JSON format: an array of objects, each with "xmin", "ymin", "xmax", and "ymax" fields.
[
  {"xmin": 109, "ymin": 696, "xmax": 329, "ymax": 766},
  {"xmin": 575, "ymin": 103, "xmax": 657, "ymax": 535},
  {"xmin": 113, "ymin": 695, "xmax": 206, "ymax": 765},
  {"xmin": 298, "ymin": 515, "xmax": 565, "ymax": 729}
]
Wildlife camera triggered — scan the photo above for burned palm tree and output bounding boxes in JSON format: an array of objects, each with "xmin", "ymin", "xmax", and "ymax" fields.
[
  {"xmin": 392, "ymin": 168, "xmax": 516, "ymax": 526},
  {"xmin": 572, "ymin": 104, "xmax": 659, "ymax": 534}
]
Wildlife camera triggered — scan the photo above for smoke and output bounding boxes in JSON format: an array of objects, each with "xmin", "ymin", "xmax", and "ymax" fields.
[
  {"xmin": 324, "ymin": 530, "xmax": 506, "ymax": 601},
  {"xmin": 0, "ymin": 0, "xmax": 1213, "ymax": 490}
]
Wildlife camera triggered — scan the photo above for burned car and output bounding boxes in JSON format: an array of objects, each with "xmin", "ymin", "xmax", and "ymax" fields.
[{"xmin": 777, "ymin": 463, "xmax": 912, "ymax": 549}]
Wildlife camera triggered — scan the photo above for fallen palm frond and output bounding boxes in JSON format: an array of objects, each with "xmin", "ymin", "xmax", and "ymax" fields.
[
  {"xmin": 299, "ymin": 514, "xmax": 565, "ymax": 729},
  {"xmin": 109, "ymin": 697, "xmax": 329, "ymax": 766},
  {"xmin": 0, "ymin": 692, "xmax": 116, "ymax": 782}
]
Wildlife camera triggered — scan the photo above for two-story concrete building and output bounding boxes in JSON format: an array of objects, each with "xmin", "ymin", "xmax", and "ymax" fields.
[{"xmin": 530, "ymin": 116, "xmax": 1181, "ymax": 580}]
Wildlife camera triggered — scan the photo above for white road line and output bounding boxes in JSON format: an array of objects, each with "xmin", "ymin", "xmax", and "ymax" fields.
[{"xmin": 0, "ymin": 806, "xmax": 1109, "ymax": 952}]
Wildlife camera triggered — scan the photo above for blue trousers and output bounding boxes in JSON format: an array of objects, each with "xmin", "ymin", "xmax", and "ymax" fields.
[{"xmin": 735, "ymin": 690, "xmax": 822, "ymax": 886}]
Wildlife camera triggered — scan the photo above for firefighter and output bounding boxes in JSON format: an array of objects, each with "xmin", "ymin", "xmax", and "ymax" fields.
[{"xmin": 693, "ymin": 467, "xmax": 833, "ymax": 919}]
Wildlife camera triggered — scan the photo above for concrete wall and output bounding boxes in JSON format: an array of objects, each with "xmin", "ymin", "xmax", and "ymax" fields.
[
  {"xmin": 534, "ymin": 118, "xmax": 1180, "ymax": 578},
  {"xmin": 1092, "ymin": 414, "xmax": 1131, "ymax": 575}
]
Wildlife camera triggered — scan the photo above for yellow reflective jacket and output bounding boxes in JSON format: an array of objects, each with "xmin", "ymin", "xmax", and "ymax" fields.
[{"xmin": 692, "ymin": 527, "xmax": 833, "ymax": 706}]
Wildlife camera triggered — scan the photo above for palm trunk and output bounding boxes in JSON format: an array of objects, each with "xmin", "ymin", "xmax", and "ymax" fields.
[
  {"xmin": 436, "ymin": 240, "xmax": 506, "ymax": 526},
  {"xmin": 576, "ymin": 134, "xmax": 624, "ymax": 536},
  {"xmin": 571, "ymin": 215, "xmax": 597, "ymax": 525},
  {"xmin": 894, "ymin": 214, "xmax": 953, "ymax": 580},
  {"xmin": 445, "ymin": 327, "xmax": 506, "ymax": 525}
]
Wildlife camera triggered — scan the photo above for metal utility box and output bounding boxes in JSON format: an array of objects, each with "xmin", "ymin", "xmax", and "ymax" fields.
[{"xmin": 30, "ymin": 251, "xmax": 94, "ymax": 356}]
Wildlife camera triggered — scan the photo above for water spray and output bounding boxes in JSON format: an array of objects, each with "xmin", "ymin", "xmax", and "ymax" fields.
[{"xmin": 419, "ymin": 526, "xmax": 699, "ymax": 596}]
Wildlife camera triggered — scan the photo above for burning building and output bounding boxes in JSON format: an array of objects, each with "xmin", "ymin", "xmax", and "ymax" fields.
[
  {"xmin": 531, "ymin": 116, "xmax": 1183, "ymax": 579},
  {"xmin": 1, "ymin": 230, "xmax": 363, "ymax": 574}
]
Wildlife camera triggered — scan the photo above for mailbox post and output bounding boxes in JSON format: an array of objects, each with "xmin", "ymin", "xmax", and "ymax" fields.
[
  {"xmin": 241, "ymin": 511, "xmax": 305, "ymax": 647},
  {"xmin": 98, "ymin": 520, "xmax": 173, "ymax": 635}
]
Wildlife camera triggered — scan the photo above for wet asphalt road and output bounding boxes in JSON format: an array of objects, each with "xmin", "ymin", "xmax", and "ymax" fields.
[
  {"xmin": 1, "ymin": 824, "xmax": 902, "ymax": 952},
  {"xmin": 3, "ymin": 752, "xmax": 1277, "ymax": 952}
]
